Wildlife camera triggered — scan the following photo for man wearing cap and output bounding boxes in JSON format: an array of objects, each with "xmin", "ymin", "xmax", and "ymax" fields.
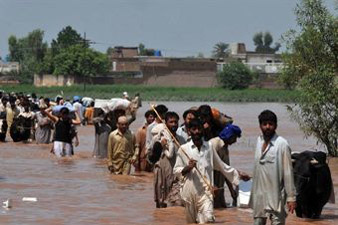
[{"xmin": 210, "ymin": 124, "xmax": 242, "ymax": 208}]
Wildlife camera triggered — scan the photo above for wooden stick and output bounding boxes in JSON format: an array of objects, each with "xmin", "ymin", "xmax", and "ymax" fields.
[{"xmin": 150, "ymin": 104, "xmax": 214, "ymax": 194}]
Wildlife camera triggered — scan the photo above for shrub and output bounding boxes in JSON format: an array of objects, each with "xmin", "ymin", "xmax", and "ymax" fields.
[{"xmin": 217, "ymin": 62, "xmax": 253, "ymax": 89}]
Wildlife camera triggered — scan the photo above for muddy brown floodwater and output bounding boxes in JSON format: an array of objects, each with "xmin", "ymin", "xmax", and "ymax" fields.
[{"xmin": 0, "ymin": 102, "xmax": 337, "ymax": 225}]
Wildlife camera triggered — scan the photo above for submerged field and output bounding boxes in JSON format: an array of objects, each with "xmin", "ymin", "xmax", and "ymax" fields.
[{"xmin": 0, "ymin": 84, "xmax": 299, "ymax": 102}]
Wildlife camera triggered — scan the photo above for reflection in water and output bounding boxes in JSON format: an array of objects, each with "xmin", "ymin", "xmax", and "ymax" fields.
[{"xmin": 0, "ymin": 102, "xmax": 336, "ymax": 225}]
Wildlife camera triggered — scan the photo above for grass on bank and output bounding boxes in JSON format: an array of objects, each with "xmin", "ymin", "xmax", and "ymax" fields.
[{"xmin": 0, "ymin": 84, "xmax": 300, "ymax": 102}]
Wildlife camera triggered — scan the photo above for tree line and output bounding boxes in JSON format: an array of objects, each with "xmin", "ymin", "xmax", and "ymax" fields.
[{"xmin": 6, "ymin": 26, "xmax": 111, "ymax": 83}]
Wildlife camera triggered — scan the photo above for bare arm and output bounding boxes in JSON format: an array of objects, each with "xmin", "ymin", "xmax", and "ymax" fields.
[
  {"xmin": 43, "ymin": 109, "xmax": 58, "ymax": 123},
  {"xmin": 72, "ymin": 112, "xmax": 81, "ymax": 125}
]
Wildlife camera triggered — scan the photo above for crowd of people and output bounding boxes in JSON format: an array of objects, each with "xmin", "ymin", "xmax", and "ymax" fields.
[{"xmin": 0, "ymin": 89, "xmax": 296, "ymax": 225}]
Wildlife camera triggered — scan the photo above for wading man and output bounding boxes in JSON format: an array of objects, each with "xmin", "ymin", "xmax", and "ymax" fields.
[
  {"xmin": 210, "ymin": 124, "xmax": 242, "ymax": 208},
  {"xmin": 174, "ymin": 118, "xmax": 250, "ymax": 224},
  {"xmin": 153, "ymin": 111, "xmax": 185, "ymax": 208},
  {"xmin": 250, "ymin": 110, "xmax": 296, "ymax": 225},
  {"xmin": 107, "ymin": 116, "xmax": 139, "ymax": 175},
  {"xmin": 135, "ymin": 110, "xmax": 156, "ymax": 172}
]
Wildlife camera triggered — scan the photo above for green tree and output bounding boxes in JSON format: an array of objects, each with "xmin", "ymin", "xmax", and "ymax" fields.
[
  {"xmin": 41, "ymin": 48, "xmax": 55, "ymax": 74},
  {"xmin": 212, "ymin": 42, "xmax": 229, "ymax": 59},
  {"xmin": 283, "ymin": 0, "xmax": 338, "ymax": 156},
  {"xmin": 54, "ymin": 44, "xmax": 110, "ymax": 77},
  {"xmin": 138, "ymin": 43, "xmax": 154, "ymax": 56},
  {"xmin": 253, "ymin": 32, "xmax": 281, "ymax": 53},
  {"xmin": 8, "ymin": 36, "xmax": 22, "ymax": 62},
  {"xmin": 51, "ymin": 26, "xmax": 87, "ymax": 56},
  {"xmin": 138, "ymin": 43, "xmax": 146, "ymax": 55},
  {"xmin": 8, "ymin": 29, "xmax": 47, "ymax": 63},
  {"xmin": 106, "ymin": 47, "xmax": 114, "ymax": 56},
  {"xmin": 8, "ymin": 29, "xmax": 48, "ymax": 83},
  {"xmin": 217, "ymin": 61, "xmax": 253, "ymax": 89}
]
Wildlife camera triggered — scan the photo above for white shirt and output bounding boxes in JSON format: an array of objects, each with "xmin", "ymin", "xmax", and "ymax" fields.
[
  {"xmin": 250, "ymin": 134, "xmax": 296, "ymax": 217},
  {"xmin": 176, "ymin": 125, "xmax": 190, "ymax": 143},
  {"xmin": 73, "ymin": 102, "xmax": 83, "ymax": 121},
  {"xmin": 174, "ymin": 139, "xmax": 239, "ymax": 202}
]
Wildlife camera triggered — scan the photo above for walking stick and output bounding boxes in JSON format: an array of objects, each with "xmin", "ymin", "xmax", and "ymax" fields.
[{"xmin": 150, "ymin": 104, "xmax": 214, "ymax": 195}]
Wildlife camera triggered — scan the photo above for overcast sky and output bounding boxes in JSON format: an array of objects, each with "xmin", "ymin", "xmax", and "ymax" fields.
[{"xmin": 0, "ymin": 0, "xmax": 335, "ymax": 58}]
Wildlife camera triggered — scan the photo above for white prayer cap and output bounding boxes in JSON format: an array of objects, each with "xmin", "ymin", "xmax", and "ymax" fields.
[{"xmin": 123, "ymin": 92, "xmax": 129, "ymax": 98}]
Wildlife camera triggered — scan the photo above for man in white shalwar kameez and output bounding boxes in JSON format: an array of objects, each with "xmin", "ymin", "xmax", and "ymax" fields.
[
  {"xmin": 250, "ymin": 110, "xmax": 296, "ymax": 225},
  {"xmin": 174, "ymin": 119, "xmax": 250, "ymax": 224}
]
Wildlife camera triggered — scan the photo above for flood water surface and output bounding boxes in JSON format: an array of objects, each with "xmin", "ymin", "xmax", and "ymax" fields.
[{"xmin": 0, "ymin": 102, "xmax": 337, "ymax": 224}]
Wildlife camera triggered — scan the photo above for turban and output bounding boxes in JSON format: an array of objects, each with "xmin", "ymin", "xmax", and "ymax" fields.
[{"xmin": 219, "ymin": 124, "xmax": 242, "ymax": 141}]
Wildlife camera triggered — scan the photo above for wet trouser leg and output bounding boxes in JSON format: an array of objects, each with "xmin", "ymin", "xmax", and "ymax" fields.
[
  {"xmin": 254, "ymin": 212, "xmax": 285, "ymax": 225},
  {"xmin": 183, "ymin": 191, "xmax": 214, "ymax": 224},
  {"xmin": 197, "ymin": 193, "xmax": 215, "ymax": 224},
  {"xmin": 122, "ymin": 160, "xmax": 131, "ymax": 175},
  {"xmin": 184, "ymin": 201, "xmax": 197, "ymax": 224},
  {"xmin": 54, "ymin": 141, "xmax": 72, "ymax": 157},
  {"xmin": 254, "ymin": 217, "xmax": 267, "ymax": 225},
  {"xmin": 269, "ymin": 212, "xmax": 285, "ymax": 225}
]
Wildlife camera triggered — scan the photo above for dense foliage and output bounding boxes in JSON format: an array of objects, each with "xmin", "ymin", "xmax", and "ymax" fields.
[
  {"xmin": 253, "ymin": 31, "xmax": 281, "ymax": 53},
  {"xmin": 217, "ymin": 61, "xmax": 253, "ymax": 90},
  {"xmin": 8, "ymin": 29, "xmax": 48, "ymax": 83},
  {"xmin": 7, "ymin": 26, "xmax": 110, "ymax": 83},
  {"xmin": 54, "ymin": 44, "xmax": 110, "ymax": 77},
  {"xmin": 283, "ymin": 0, "xmax": 338, "ymax": 156},
  {"xmin": 212, "ymin": 42, "xmax": 229, "ymax": 59},
  {"xmin": 138, "ymin": 43, "xmax": 155, "ymax": 56}
]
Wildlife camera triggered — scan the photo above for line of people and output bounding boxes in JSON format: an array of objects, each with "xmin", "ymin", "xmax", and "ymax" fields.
[
  {"xmin": 102, "ymin": 102, "xmax": 251, "ymax": 223},
  {"xmin": 0, "ymin": 89, "xmax": 296, "ymax": 225},
  {"xmin": 0, "ymin": 91, "xmax": 97, "ymax": 156},
  {"xmin": 104, "ymin": 103, "xmax": 296, "ymax": 225}
]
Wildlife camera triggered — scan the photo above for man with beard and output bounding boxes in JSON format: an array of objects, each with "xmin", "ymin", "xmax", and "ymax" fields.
[
  {"xmin": 176, "ymin": 109, "xmax": 197, "ymax": 142},
  {"xmin": 174, "ymin": 118, "xmax": 250, "ymax": 224},
  {"xmin": 153, "ymin": 111, "xmax": 185, "ymax": 208},
  {"xmin": 250, "ymin": 110, "xmax": 296, "ymax": 225}
]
